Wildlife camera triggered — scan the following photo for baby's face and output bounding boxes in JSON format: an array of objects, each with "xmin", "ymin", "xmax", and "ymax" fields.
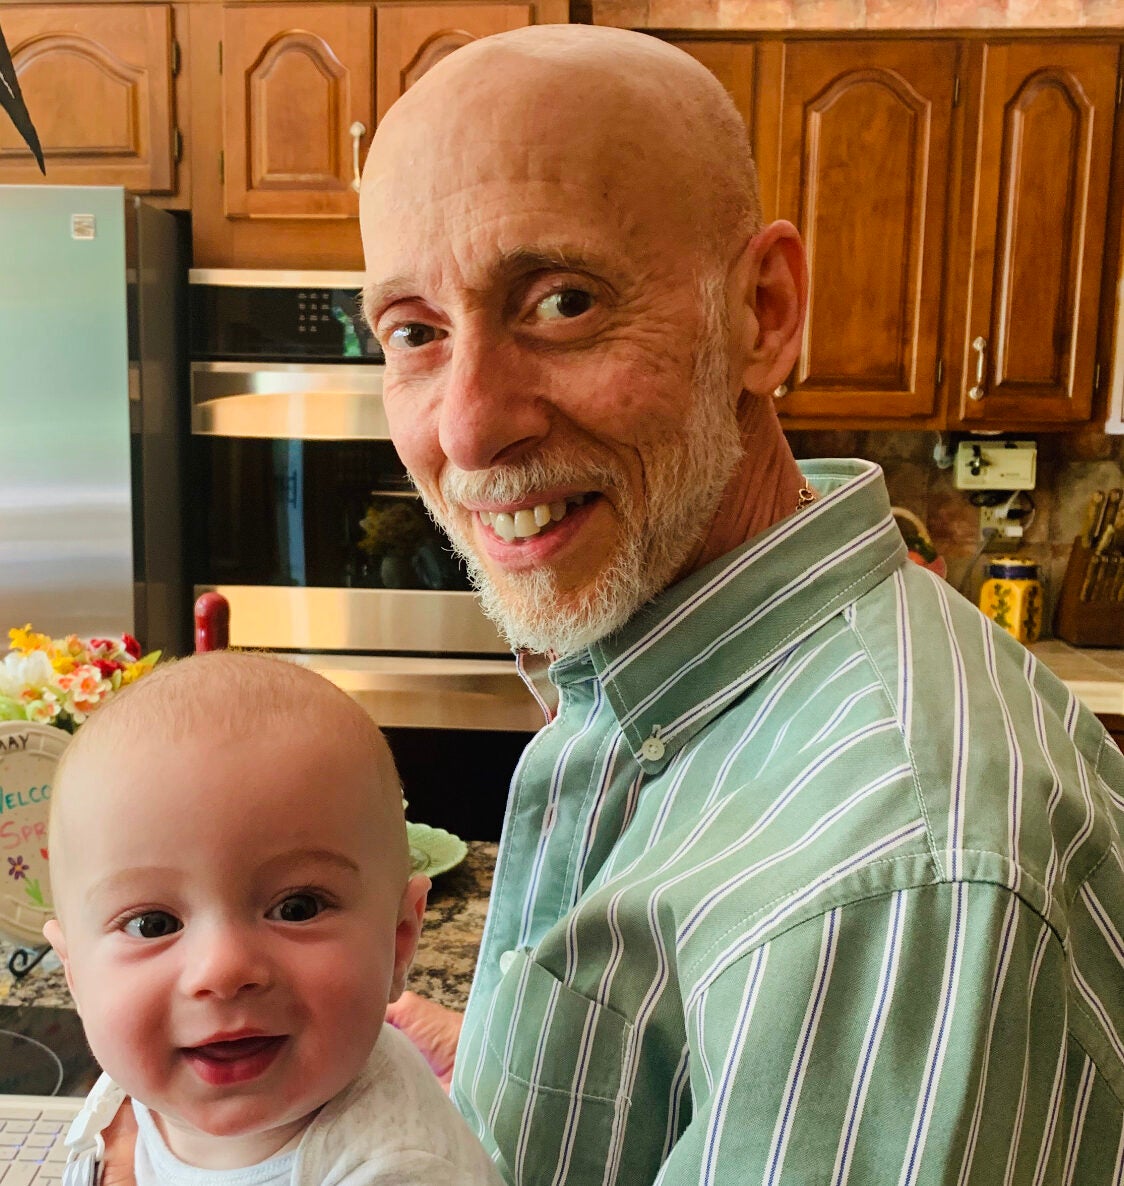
[{"xmin": 45, "ymin": 724, "xmax": 425, "ymax": 1166}]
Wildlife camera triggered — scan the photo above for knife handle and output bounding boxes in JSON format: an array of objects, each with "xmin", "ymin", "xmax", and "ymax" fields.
[{"xmin": 1083, "ymin": 491, "xmax": 1106, "ymax": 548}]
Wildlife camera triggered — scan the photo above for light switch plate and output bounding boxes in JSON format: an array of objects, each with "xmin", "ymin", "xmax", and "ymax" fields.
[{"xmin": 954, "ymin": 440, "xmax": 1037, "ymax": 491}]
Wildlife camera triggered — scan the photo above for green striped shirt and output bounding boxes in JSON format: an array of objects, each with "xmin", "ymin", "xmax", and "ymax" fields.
[{"xmin": 452, "ymin": 459, "xmax": 1124, "ymax": 1185}]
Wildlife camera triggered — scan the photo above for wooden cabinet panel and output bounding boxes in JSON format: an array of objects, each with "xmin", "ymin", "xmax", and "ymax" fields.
[
  {"xmin": 667, "ymin": 38, "xmax": 756, "ymax": 134},
  {"xmin": 775, "ymin": 40, "xmax": 958, "ymax": 424},
  {"xmin": 953, "ymin": 42, "xmax": 1119, "ymax": 427},
  {"xmin": 376, "ymin": 4, "xmax": 533, "ymax": 124},
  {"xmin": 0, "ymin": 4, "xmax": 175, "ymax": 192},
  {"xmin": 221, "ymin": 4, "xmax": 374, "ymax": 219}
]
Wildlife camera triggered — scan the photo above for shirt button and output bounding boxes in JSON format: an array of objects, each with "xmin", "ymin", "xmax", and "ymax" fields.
[
  {"xmin": 499, "ymin": 949, "xmax": 517, "ymax": 975},
  {"xmin": 640, "ymin": 736, "xmax": 665, "ymax": 761}
]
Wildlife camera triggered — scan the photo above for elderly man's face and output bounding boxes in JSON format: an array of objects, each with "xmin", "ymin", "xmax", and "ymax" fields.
[{"xmin": 362, "ymin": 102, "xmax": 744, "ymax": 655}]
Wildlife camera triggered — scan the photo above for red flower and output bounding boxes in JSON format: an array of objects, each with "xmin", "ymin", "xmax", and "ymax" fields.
[
  {"xmin": 94, "ymin": 659, "xmax": 124, "ymax": 678},
  {"xmin": 122, "ymin": 634, "xmax": 142, "ymax": 659}
]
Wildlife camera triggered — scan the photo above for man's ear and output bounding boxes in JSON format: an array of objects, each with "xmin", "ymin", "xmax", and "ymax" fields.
[
  {"xmin": 42, "ymin": 917, "xmax": 80, "ymax": 1014},
  {"xmin": 389, "ymin": 874, "xmax": 430, "ymax": 1002},
  {"xmin": 729, "ymin": 220, "xmax": 808, "ymax": 397}
]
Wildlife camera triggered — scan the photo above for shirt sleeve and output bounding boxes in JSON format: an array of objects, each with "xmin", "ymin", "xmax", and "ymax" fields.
[{"xmin": 654, "ymin": 880, "xmax": 1095, "ymax": 1185}]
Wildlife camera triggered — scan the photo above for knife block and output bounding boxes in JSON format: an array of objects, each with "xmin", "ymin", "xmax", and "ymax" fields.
[{"xmin": 1053, "ymin": 539, "xmax": 1124, "ymax": 647}]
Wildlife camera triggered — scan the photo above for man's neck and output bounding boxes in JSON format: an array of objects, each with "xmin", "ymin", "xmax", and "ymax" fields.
[{"xmin": 676, "ymin": 398, "xmax": 805, "ymax": 581}]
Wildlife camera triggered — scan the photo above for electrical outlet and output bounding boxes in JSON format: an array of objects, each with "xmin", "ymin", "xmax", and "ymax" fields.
[{"xmin": 979, "ymin": 504, "xmax": 1023, "ymax": 540}]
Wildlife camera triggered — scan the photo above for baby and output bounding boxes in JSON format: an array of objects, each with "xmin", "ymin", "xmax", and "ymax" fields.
[{"xmin": 43, "ymin": 650, "xmax": 503, "ymax": 1185}]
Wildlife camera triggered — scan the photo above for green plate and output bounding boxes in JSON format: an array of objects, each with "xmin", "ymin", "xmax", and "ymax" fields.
[{"xmin": 406, "ymin": 822, "xmax": 468, "ymax": 878}]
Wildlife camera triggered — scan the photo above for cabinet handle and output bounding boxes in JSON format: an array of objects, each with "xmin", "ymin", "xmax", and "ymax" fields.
[
  {"xmin": 773, "ymin": 383, "xmax": 788, "ymax": 399},
  {"xmin": 350, "ymin": 121, "xmax": 367, "ymax": 193},
  {"xmin": 968, "ymin": 336, "xmax": 988, "ymax": 401}
]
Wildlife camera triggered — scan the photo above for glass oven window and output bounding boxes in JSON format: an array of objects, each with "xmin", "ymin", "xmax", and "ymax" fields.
[{"xmin": 192, "ymin": 438, "xmax": 471, "ymax": 591}]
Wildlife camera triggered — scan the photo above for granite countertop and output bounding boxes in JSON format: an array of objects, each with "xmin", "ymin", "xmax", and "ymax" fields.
[
  {"xmin": 0, "ymin": 840, "xmax": 497, "ymax": 1014},
  {"xmin": 1031, "ymin": 641, "xmax": 1124, "ymax": 716}
]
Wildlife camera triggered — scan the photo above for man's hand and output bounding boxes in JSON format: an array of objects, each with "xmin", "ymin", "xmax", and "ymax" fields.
[
  {"xmin": 385, "ymin": 991, "xmax": 463, "ymax": 1091},
  {"xmin": 97, "ymin": 1097, "xmax": 138, "ymax": 1185}
]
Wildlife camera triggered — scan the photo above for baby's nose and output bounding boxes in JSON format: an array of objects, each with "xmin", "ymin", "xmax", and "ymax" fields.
[{"xmin": 180, "ymin": 924, "xmax": 273, "ymax": 999}]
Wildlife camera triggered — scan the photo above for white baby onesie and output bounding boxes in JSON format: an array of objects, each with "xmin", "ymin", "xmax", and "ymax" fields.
[{"xmin": 76, "ymin": 1025, "xmax": 503, "ymax": 1186}]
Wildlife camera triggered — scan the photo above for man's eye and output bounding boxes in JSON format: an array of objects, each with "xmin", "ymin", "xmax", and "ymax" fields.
[
  {"xmin": 536, "ymin": 289, "xmax": 594, "ymax": 321},
  {"xmin": 268, "ymin": 893, "xmax": 324, "ymax": 923},
  {"xmin": 123, "ymin": 911, "xmax": 181, "ymax": 939},
  {"xmin": 387, "ymin": 323, "xmax": 439, "ymax": 349}
]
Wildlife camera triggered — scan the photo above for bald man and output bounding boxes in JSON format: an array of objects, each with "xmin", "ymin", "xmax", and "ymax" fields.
[{"xmin": 103, "ymin": 24, "xmax": 1124, "ymax": 1186}]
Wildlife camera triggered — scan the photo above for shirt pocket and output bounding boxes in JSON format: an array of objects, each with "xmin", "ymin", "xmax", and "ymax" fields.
[{"xmin": 478, "ymin": 949, "xmax": 634, "ymax": 1185}]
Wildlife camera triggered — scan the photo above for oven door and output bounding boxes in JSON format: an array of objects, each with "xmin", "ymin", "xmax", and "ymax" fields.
[{"xmin": 189, "ymin": 356, "xmax": 512, "ymax": 656}]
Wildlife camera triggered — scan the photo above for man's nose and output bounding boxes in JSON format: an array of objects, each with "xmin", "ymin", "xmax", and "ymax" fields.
[
  {"xmin": 437, "ymin": 331, "xmax": 551, "ymax": 472},
  {"xmin": 179, "ymin": 923, "xmax": 272, "ymax": 999}
]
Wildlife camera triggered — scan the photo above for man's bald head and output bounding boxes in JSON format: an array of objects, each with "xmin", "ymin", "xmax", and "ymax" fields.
[{"xmin": 362, "ymin": 24, "xmax": 762, "ymax": 268}]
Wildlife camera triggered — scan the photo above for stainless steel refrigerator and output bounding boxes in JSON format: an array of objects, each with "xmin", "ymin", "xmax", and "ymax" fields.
[{"xmin": 0, "ymin": 185, "xmax": 189, "ymax": 655}]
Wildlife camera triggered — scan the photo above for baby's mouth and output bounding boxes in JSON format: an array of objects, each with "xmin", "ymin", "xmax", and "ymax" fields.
[
  {"xmin": 182, "ymin": 1035, "xmax": 286, "ymax": 1085},
  {"xmin": 478, "ymin": 494, "xmax": 592, "ymax": 542}
]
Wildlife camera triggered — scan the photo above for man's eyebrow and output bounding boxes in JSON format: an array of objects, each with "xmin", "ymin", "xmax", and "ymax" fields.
[
  {"xmin": 361, "ymin": 248, "xmax": 609, "ymax": 324},
  {"xmin": 361, "ymin": 277, "xmax": 411, "ymax": 325}
]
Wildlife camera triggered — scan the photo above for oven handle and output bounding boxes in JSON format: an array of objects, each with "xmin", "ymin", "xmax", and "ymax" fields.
[{"xmin": 191, "ymin": 360, "xmax": 389, "ymax": 440}]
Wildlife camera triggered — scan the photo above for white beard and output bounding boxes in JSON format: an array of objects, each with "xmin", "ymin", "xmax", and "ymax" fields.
[{"xmin": 418, "ymin": 277, "xmax": 744, "ymax": 656}]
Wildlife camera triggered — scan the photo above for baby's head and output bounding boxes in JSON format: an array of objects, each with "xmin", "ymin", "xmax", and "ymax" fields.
[{"xmin": 44, "ymin": 651, "xmax": 429, "ymax": 1169}]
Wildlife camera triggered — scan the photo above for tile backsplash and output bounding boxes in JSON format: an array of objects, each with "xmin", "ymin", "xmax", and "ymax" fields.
[
  {"xmin": 590, "ymin": 0, "xmax": 1123, "ymax": 26},
  {"xmin": 788, "ymin": 427, "xmax": 1124, "ymax": 637}
]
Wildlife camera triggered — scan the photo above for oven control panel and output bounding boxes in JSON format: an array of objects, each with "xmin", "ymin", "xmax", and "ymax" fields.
[{"xmin": 190, "ymin": 270, "xmax": 384, "ymax": 363}]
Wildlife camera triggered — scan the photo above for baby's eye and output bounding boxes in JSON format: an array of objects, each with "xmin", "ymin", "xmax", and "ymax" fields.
[
  {"xmin": 123, "ymin": 911, "xmax": 181, "ymax": 940},
  {"xmin": 268, "ymin": 893, "xmax": 324, "ymax": 923},
  {"xmin": 536, "ymin": 289, "xmax": 595, "ymax": 321},
  {"xmin": 387, "ymin": 323, "xmax": 440, "ymax": 349}
]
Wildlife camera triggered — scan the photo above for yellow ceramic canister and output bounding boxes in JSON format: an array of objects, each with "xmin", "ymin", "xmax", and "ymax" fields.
[{"xmin": 977, "ymin": 557, "xmax": 1043, "ymax": 644}]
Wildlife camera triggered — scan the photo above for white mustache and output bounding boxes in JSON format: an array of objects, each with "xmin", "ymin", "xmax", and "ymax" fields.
[{"xmin": 441, "ymin": 453, "xmax": 623, "ymax": 508}]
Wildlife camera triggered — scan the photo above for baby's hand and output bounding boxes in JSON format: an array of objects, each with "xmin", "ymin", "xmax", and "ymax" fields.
[
  {"xmin": 98, "ymin": 1098, "xmax": 138, "ymax": 1184},
  {"xmin": 386, "ymin": 991, "xmax": 463, "ymax": 1091}
]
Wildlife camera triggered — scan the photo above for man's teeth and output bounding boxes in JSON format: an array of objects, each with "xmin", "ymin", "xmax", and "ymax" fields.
[{"xmin": 480, "ymin": 499, "xmax": 575, "ymax": 543}]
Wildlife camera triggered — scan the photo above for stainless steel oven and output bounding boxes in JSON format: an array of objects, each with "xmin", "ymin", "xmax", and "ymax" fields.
[{"xmin": 189, "ymin": 270, "xmax": 540, "ymax": 836}]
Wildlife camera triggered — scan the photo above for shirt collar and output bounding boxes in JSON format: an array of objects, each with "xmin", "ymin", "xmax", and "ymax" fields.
[{"xmin": 546, "ymin": 459, "xmax": 907, "ymax": 769}]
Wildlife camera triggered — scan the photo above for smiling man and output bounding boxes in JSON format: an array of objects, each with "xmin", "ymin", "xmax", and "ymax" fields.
[{"xmin": 355, "ymin": 22, "xmax": 1124, "ymax": 1186}]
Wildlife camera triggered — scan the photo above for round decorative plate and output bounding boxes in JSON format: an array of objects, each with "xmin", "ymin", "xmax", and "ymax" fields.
[
  {"xmin": 0, "ymin": 721, "xmax": 69, "ymax": 945},
  {"xmin": 406, "ymin": 822, "xmax": 468, "ymax": 879}
]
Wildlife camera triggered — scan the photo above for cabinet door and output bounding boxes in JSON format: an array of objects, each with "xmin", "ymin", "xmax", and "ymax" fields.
[
  {"xmin": 376, "ymin": 4, "xmax": 533, "ymax": 124},
  {"xmin": 221, "ymin": 4, "xmax": 374, "ymax": 219},
  {"xmin": 0, "ymin": 4, "xmax": 175, "ymax": 192},
  {"xmin": 953, "ymin": 42, "xmax": 1118, "ymax": 427},
  {"xmin": 775, "ymin": 40, "xmax": 958, "ymax": 424}
]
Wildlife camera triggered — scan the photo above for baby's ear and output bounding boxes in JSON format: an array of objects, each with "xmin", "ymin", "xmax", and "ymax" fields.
[
  {"xmin": 390, "ymin": 875, "xmax": 430, "ymax": 1001},
  {"xmin": 42, "ymin": 918, "xmax": 79, "ymax": 1012}
]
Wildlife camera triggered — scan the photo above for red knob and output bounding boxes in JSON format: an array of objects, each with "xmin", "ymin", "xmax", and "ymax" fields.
[{"xmin": 194, "ymin": 592, "xmax": 230, "ymax": 653}]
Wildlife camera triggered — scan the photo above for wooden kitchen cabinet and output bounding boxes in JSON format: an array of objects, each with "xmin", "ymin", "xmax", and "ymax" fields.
[
  {"xmin": 190, "ymin": 0, "xmax": 564, "ymax": 268},
  {"xmin": 0, "ymin": 4, "xmax": 178, "ymax": 192},
  {"xmin": 675, "ymin": 32, "xmax": 1123, "ymax": 432},
  {"xmin": 220, "ymin": 4, "xmax": 374, "ymax": 221},
  {"xmin": 949, "ymin": 41, "xmax": 1120, "ymax": 429},
  {"xmin": 770, "ymin": 39, "xmax": 959, "ymax": 425}
]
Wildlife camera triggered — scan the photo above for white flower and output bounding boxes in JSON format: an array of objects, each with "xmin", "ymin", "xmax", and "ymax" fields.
[{"xmin": 0, "ymin": 649, "xmax": 57, "ymax": 699}]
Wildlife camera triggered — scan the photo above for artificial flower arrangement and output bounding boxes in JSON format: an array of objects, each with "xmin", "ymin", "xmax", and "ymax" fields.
[{"xmin": 0, "ymin": 624, "xmax": 161, "ymax": 733}]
